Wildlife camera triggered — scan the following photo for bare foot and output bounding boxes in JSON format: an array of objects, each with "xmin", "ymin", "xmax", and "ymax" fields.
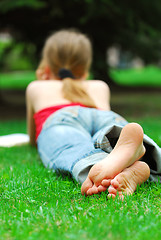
[
  {"xmin": 81, "ymin": 123, "xmax": 146, "ymax": 195},
  {"xmin": 108, "ymin": 161, "xmax": 150, "ymax": 200}
]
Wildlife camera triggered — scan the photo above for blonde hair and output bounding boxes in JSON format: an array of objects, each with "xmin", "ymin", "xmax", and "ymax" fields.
[{"xmin": 39, "ymin": 29, "xmax": 96, "ymax": 108}]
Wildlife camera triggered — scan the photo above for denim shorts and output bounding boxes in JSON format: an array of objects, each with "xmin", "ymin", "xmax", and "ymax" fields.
[{"xmin": 37, "ymin": 106, "xmax": 161, "ymax": 184}]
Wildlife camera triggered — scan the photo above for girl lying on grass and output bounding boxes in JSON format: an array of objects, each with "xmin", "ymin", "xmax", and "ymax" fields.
[{"xmin": 26, "ymin": 29, "xmax": 161, "ymax": 200}]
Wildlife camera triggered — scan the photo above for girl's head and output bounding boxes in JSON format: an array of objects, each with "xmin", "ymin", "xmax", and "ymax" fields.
[
  {"xmin": 37, "ymin": 29, "xmax": 96, "ymax": 108},
  {"xmin": 42, "ymin": 29, "xmax": 92, "ymax": 79}
]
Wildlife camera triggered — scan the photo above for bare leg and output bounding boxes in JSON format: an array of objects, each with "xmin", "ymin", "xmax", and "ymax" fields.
[
  {"xmin": 108, "ymin": 161, "xmax": 150, "ymax": 200},
  {"xmin": 81, "ymin": 123, "xmax": 146, "ymax": 196}
]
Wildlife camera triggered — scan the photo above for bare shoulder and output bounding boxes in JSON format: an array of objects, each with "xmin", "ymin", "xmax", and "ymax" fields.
[
  {"xmin": 85, "ymin": 80, "xmax": 111, "ymax": 110},
  {"xmin": 26, "ymin": 80, "xmax": 37, "ymax": 92},
  {"xmin": 26, "ymin": 81, "xmax": 37, "ymax": 99},
  {"xmin": 86, "ymin": 80, "xmax": 110, "ymax": 98},
  {"xmin": 26, "ymin": 80, "xmax": 61, "ymax": 95},
  {"xmin": 26, "ymin": 80, "xmax": 59, "ymax": 89},
  {"xmin": 87, "ymin": 80, "xmax": 110, "ymax": 92}
]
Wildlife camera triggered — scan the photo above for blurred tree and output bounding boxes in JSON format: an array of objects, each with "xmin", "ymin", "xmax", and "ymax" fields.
[{"xmin": 1, "ymin": 0, "xmax": 161, "ymax": 84}]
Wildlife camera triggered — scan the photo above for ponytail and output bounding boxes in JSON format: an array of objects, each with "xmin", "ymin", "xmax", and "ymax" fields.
[
  {"xmin": 62, "ymin": 78, "xmax": 96, "ymax": 108},
  {"xmin": 58, "ymin": 68, "xmax": 96, "ymax": 108}
]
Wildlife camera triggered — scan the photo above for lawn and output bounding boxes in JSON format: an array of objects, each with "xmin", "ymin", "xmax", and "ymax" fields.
[
  {"xmin": 110, "ymin": 65, "xmax": 161, "ymax": 87},
  {"xmin": 0, "ymin": 98, "xmax": 161, "ymax": 240},
  {"xmin": 0, "ymin": 70, "xmax": 161, "ymax": 239},
  {"xmin": 0, "ymin": 71, "xmax": 35, "ymax": 89},
  {"xmin": 1, "ymin": 65, "xmax": 161, "ymax": 90}
]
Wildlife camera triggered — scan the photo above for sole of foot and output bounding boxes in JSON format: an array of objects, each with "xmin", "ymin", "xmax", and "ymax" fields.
[
  {"xmin": 107, "ymin": 161, "xmax": 150, "ymax": 200},
  {"xmin": 81, "ymin": 123, "xmax": 146, "ymax": 196}
]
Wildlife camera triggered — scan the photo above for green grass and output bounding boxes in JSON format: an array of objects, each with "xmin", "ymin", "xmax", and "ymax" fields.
[
  {"xmin": 1, "ymin": 65, "xmax": 161, "ymax": 90},
  {"xmin": 0, "ymin": 114, "xmax": 161, "ymax": 239},
  {"xmin": 110, "ymin": 65, "xmax": 161, "ymax": 87},
  {"xmin": 0, "ymin": 71, "xmax": 35, "ymax": 89},
  {"xmin": 0, "ymin": 71, "xmax": 94, "ymax": 89}
]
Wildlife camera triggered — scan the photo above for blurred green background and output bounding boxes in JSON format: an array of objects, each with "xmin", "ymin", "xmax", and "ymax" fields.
[{"xmin": 1, "ymin": 0, "xmax": 161, "ymax": 89}]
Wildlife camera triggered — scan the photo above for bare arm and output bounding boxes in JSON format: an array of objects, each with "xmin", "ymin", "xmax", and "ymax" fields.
[
  {"xmin": 98, "ymin": 81, "xmax": 111, "ymax": 110},
  {"xmin": 26, "ymin": 84, "xmax": 36, "ymax": 146},
  {"xmin": 87, "ymin": 80, "xmax": 111, "ymax": 110}
]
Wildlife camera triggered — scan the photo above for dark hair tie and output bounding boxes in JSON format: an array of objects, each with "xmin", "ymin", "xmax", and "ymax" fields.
[{"xmin": 58, "ymin": 68, "xmax": 75, "ymax": 79}]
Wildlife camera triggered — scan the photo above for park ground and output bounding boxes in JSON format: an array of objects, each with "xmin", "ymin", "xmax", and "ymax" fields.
[
  {"xmin": 0, "ymin": 87, "xmax": 161, "ymax": 122},
  {"xmin": 0, "ymin": 87, "xmax": 161, "ymax": 240}
]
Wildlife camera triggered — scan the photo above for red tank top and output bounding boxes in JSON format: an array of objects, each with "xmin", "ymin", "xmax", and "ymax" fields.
[{"xmin": 34, "ymin": 103, "xmax": 86, "ymax": 140}]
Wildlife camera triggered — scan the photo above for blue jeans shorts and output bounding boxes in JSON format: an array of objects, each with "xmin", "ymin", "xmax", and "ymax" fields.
[{"xmin": 37, "ymin": 106, "xmax": 161, "ymax": 184}]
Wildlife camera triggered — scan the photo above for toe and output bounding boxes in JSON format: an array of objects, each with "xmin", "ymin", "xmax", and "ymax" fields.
[
  {"xmin": 97, "ymin": 185, "xmax": 107, "ymax": 192},
  {"xmin": 87, "ymin": 184, "xmax": 99, "ymax": 195},
  {"xmin": 81, "ymin": 177, "xmax": 93, "ymax": 195},
  {"xmin": 111, "ymin": 178, "xmax": 119, "ymax": 189},
  {"xmin": 107, "ymin": 193, "xmax": 116, "ymax": 199},
  {"xmin": 101, "ymin": 179, "xmax": 111, "ymax": 187},
  {"xmin": 108, "ymin": 185, "xmax": 117, "ymax": 195}
]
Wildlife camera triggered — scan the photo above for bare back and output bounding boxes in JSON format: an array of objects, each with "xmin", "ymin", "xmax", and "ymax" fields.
[
  {"xmin": 26, "ymin": 79, "xmax": 110, "ymax": 145},
  {"xmin": 26, "ymin": 79, "xmax": 110, "ymax": 112}
]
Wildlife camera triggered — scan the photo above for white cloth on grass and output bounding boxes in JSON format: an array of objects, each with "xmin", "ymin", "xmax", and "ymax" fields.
[{"xmin": 0, "ymin": 133, "xmax": 29, "ymax": 147}]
